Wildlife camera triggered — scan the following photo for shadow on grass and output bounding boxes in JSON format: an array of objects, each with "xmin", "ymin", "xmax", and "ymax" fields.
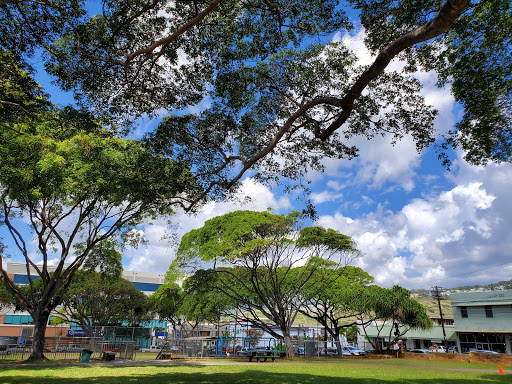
[{"xmin": 0, "ymin": 367, "xmax": 509, "ymax": 384}]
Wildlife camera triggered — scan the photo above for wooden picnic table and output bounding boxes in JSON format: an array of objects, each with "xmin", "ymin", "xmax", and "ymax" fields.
[{"xmin": 247, "ymin": 349, "xmax": 281, "ymax": 362}]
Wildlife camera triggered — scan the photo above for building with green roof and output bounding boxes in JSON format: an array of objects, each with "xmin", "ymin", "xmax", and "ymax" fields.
[{"xmin": 451, "ymin": 289, "xmax": 512, "ymax": 354}]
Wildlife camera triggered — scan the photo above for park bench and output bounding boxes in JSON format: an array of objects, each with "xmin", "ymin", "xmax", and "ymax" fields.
[{"xmin": 247, "ymin": 349, "xmax": 281, "ymax": 362}]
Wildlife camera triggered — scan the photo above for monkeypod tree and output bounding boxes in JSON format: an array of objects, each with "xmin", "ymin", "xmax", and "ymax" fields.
[
  {"xmin": 0, "ymin": 55, "xmax": 199, "ymax": 360},
  {"xmin": 356, "ymin": 285, "xmax": 433, "ymax": 351},
  {"xmin": 149, "ymin": 283, "xmax": 186, "ymax": 335},
  {"xmin": 171, "ymin": 210, "xmax": 359, "ymax": 357},
  {"xmin": 51, "ymin": 271, "xmax": 151, "ymax": 337},
  {"xmin": 1, "ymin": 1, "xmax": 510, "ymax": 211},
  {"xmin": 150, "ymin": 272, "xmax": 236, "ymax": 338},
  {"xmin": 179, "ymin": 270, "xmax": 237, "ymax": 326},
  {"xmin": 299, "ymin": 266, "xmax": 374, "ymax": 356}
]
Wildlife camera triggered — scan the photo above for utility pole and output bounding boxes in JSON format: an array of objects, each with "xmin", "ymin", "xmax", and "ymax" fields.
[{"xmin": 431, "ymin": 286, "xmax": 447, "ymax": 349}]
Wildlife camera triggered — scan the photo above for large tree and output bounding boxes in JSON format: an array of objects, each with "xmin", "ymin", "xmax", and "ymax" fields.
[
  {"xmin": 51, "ymin": 271, "xmax": 151, "ymax": 337},
  {"xmin": 356, "ymin": 285, "xmax": 433, "ymax": 351},
  {"xmin": 299, "ymin": 266, "xmax": 374, "ymax": 355},
  {"xmin": 1, "ymin": 0, "xmax": 510, "ymax": 210},
  {"xmin": 0, "ymin": 53, "xmax": 199, "ymax": 360},
  {"xmin": 149, "ymin": 282, "xmax": 186, "ymax": 336},
  {"xmin": 172, "ymin": 210, "xmax": 359, "ymax": 357}
]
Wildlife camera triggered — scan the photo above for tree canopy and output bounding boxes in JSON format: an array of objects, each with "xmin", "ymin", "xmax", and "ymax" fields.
[
  {"xmin": 299, "ymin": 266, "xmax": 374, "ymax": 355},
  {"xmin": 149, "ymin": 282, "xmax": 185, "ymax": 328},
  {"xmin": 0, "ymin": 53, "xmax": 199, "ymax": 360},
  {"xmin": 356, "ymin": 285, "xmax": 433, "ymax": 350},
  {"xmin": 180, "ymin": 270, "xmax": 236, "ymax": 325},
  {"xmin": 173, "ymin": 210, "xmax": 359, "ymax": 357},
  {"xmin": 1, "ymin": 0, "xmax": 510, "ymax": 209},
  {"xmin": 51, "ymin": 271, "xmax": 151, "ymax": 336}
]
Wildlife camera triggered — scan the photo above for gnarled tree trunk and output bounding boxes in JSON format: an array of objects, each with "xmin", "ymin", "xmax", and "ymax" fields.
[{"xmin": 28, "ymin": 307, "xmax": 51, "ymax": 361}]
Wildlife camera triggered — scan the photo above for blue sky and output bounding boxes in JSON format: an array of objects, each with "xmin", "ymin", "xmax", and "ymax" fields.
[
  {"xmin": 5, "ymin": 24, "xmax": 512, "ymax": 291},
  {"xmin": 121, "ymin": 29, "xmax": 512, "ymax": 290}
]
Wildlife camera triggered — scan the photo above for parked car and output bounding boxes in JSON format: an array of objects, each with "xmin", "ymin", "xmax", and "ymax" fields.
[
  {"xmin": 448, "ymin": 346, "xmax": 458, "ymax": 353},
  {"xmin": 409, "ymin": 349, "xmax": 429, "ymax": 354},
  {"xmin": 8, "ymin": 346, "xmax": 32, "ymax": 352},
  {"xmin": 468, "ymin": 348, "xmax": 499, "ymax": 354},
  {"xmin": 429, "ymin": 346, "xmax": 446, "ymax": 353},
  {"xmin": 56, "ymin": 344, "xmax": 82, "ymax": 352},
  {"xmin": 344, "ymin": 346, "xmax": 366, "ymax": 356},
  {"xmin": 319, "ymin": 347, "xmax": 353, "ymax": 356},
  {"xmin": 139, "ymin": 345, "xmax": 162, "ymax": 353},
  {"xmin": 318, "ymin": 347, "xmax": 338, "ymax": 355}
]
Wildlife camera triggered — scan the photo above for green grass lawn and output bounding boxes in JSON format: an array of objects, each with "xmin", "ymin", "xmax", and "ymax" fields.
[
  {"xmin": 0, "ymin": 360, "xmax": 509, "ymax": 384},
  {"xmin": 133, "ymin": 352, "xmax": 159, "ymax": 360},
  {"xmin": 376, "ymin": 358, "xmax": 512, "ymax": 370}
]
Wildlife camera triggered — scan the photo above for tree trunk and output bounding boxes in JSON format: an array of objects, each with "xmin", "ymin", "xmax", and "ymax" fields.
[
  {"xmin": 28, "ymin": 307, "xmax": 51, "ymax": 361},
  {"xmin": 283, "ymin": 333, "xmax": 294, "ymax": 358},
  {"xmin": 334, "ymin": 338, "xmax": 343, "ymax": 357}
]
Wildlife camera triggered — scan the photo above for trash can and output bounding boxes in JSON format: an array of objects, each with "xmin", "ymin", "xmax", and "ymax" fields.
[
  {"xmin": 80, "ymin": 349, "xmax": 93, "ymax": 363},
  {"xmin": 102, "ymin": 351, "xmax": 116, "ymax": 361}
]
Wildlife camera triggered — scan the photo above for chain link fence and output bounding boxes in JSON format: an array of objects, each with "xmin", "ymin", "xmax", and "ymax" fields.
[
  {"xmin": 0, "ymin": 335, "xmax": 135, "ymax": 361},
  {"xmin": 1, "ymin": 329, "xmax": 362, "ymax": 361},
  {"xmin": 133, "ymin": 337, "xmax": 361, "ymax": 359}
]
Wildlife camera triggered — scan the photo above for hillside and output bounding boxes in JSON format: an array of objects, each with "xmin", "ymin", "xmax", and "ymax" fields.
[
  {"xmin": 415, "ymin": 295, "xmax": 453, "ymax": 319},
  {"xmin": 449, "ymin": 279, "xmax": 512, "ymax": 292}
]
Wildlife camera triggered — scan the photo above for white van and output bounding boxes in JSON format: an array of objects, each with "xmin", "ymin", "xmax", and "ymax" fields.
[{"xmin": 139, "ymin": 345, "xmax": 162, "ymax": 352}]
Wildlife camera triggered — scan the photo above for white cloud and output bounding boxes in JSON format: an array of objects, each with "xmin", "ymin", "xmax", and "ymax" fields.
[
  {"xmin": 316, "ymin": 158, "xmax": 512, "ymax": 288},
  {"xmin": 124, "ymin": 178, "xmax": 292, "ymax": 273},
  {"xmin": 310, "ymin": 190, "xmax": 343, "ymax": 204},
  {"xmin": 315, "ymin": 28, "xmax": 457, "ymax": 194},
  {"xmin": 326, "ymin": 180, "xmax": 345, "ymax": 191}
]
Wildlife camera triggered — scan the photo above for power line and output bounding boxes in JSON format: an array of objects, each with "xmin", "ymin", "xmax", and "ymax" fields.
[{"xmin": 444, "ymin": 260, "xmax": 512, "ymax": 280}]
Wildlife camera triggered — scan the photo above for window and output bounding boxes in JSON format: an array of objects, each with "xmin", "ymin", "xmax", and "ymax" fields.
[
  {"xmin": 485, "ymin": 306, "xmax": 493, "ymax": 318},
  {"xmin": 460, "ymin": 306, "xmax": 468, "ymax": 318},
  {"xmin": 3, "ymin": 315, "xmax": 33, "ymax": 324}
]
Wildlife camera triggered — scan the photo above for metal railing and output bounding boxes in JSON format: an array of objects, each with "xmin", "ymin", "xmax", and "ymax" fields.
[
  {"xmin": 0, "ymin": 334, "xmax": 363, "ymax": 361},
  {"xmin": 133, "ymin": 338, "xmax": 363, "ymax": 359},
  {"xmin": 0, "ymin": 336, "xmax": 135, "ymax": 361}
]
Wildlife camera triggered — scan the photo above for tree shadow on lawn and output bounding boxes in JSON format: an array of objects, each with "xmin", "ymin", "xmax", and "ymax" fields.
[{"xmin": 0, "ymin": 367, "xmax": 509, "ymax": 384}]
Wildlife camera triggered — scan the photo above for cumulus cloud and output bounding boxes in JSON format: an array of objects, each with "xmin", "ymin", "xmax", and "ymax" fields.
[
  {"xmin": 124, "ymin": 178, "xmax": 292, "ymax": 273},
  {"xmin": 311, "ymin": 190, "xmax": 343, "ymax": 204},
  {"xmin": 320, "ymin": 28, "xmax": 456, "ymax": 193},
  {"xmin": 316, "ymin": 158, "xmax": 512, "ymax": 288}
]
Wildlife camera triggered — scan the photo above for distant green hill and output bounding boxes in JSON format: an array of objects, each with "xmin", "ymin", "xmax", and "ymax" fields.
[
  {"xmin": 415, "ymin": 295, "xmax": 453, "ymax": 319},
  {"xmin": 449, "ymin": 279, "xmax": 512, "ymax": 292}
]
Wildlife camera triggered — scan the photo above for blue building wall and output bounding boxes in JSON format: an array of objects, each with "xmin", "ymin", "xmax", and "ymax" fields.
[{"xmin": 13, "ymin": 274, "xmax": 162, "ymax": 293}]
